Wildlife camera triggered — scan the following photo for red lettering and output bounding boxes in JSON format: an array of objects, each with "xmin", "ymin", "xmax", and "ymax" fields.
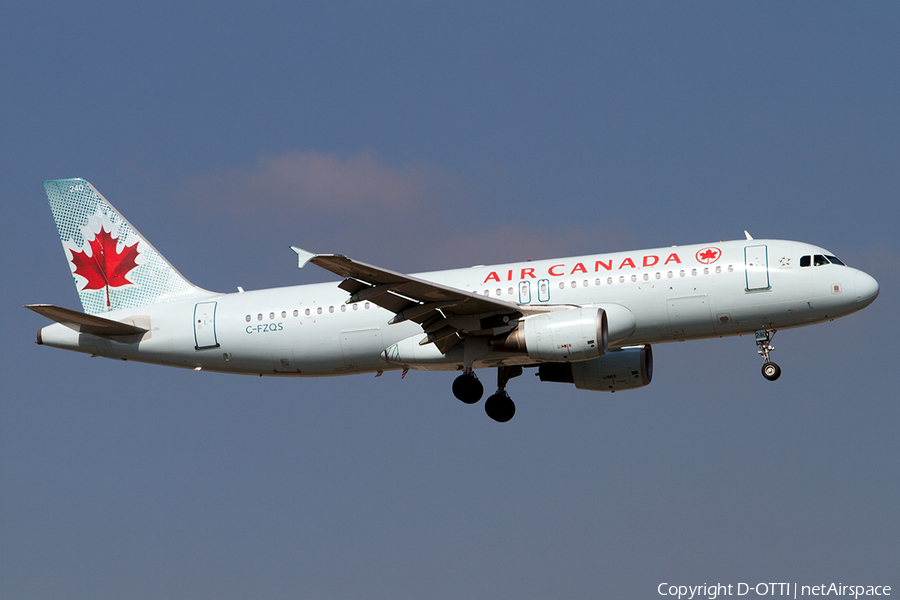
[
  {"xmin": 507, "ymin": 270, "xmax": 513, "ymax": 281},
  {"xmin": 520, "ymin": 267, "xmax": 536, "ymax": 279},
  {"xmin": 595, "ymin": 259, "xmax": 612, "ymax": 271},
  {"xmin": 664, "ymin": 253, "xmax": 682, "ymax": 265},
  {"xmin": 484, "ymin": 271, "xmax": 501, "ymax": 283},
  {"xmin": 570, "ymin": 262, "xmax": 587, "ymax": 274},
  {"xmin": 619, "ymin": 257, "xmax": 636, "ymax": 269},
  {"xmin": 548, "ymin": 264, "xmax": 565, "ymax": 276},
  {"xmin": 642, "ymin": 255, "xmax": 659, "ymax": 267}
]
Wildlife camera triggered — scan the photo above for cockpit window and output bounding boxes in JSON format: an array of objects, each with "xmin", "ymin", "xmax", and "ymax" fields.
[{"xmin": 801, "ymin": 254, "xmax": 846, "ymax": 267}]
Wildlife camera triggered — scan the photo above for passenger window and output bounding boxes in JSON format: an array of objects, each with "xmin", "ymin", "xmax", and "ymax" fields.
[
  {"xmin": 317, "ymin": 307, "xmax": 322, "ymax": 315},
  {"xmin": 559, "ymin": 282, "xmax": 565, "ymax": 290},
  {"xmin": 281, "ymin": 311, "xmax": 287, "ymax": 318},
  {"xmin": 293, "ymin": 310, "xmax": 299, "ymax": 317},
  {"xmin": 814, "ymin": 254, "xmax": 829, "ymax": 266},
  {"xmin": 257, "ymin": 314, "xmax": 263, "ymax": 321},
  {"xmin": 245, "ymin": 315, "xmax": 251, "ymax": 322},
  {"xmin": 631, "ymin": 275, "xmax": 637, "ymax": 283},
  {"xmin": 305, "ymin": 308, "xmax": 310, "ymax": 316},
  {"xmin": 340, "ymin": 305, "xmax": 346, "ymax": 312},
  {"xmin": 800, "ymin": 255, "xmax": 811, "ymax": 267}
]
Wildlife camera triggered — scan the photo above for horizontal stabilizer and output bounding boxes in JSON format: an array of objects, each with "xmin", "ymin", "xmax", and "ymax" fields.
[{"xmin": 25, "ymin": 304, "xmax": 148, "ymax": 337}]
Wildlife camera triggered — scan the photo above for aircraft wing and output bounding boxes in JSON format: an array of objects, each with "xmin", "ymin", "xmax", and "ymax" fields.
[{"xmin": 292, "ymin": 247, "xmax": 523, "ymax": 352}]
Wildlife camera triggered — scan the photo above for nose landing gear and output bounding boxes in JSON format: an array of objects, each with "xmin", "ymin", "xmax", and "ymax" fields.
[{"xmin": 755, "ymin": 329, "xmax": 781, "ymax": 381}]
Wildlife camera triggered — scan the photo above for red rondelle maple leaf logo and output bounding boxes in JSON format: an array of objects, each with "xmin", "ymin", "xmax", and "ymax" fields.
[
  {"xmin": 69, "ymin": 227, "xmax": 140, "ymax": 307},
  {"xmin": 695, "ymin": 247, "xmax": 721, "ymax": 264}
]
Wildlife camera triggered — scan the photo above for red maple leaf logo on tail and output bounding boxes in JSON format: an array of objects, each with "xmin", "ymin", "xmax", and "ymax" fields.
[{"xmin": 69, "ymin": 227, "xmax": 140, "ymax": 308}]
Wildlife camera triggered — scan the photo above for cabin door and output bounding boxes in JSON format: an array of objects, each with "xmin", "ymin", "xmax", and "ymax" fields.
[
  {"xmin": 193, "ymin": 302, "xmax": 219, "ymax": 349},
  {"xmin": 744, "ymin": 245, "xmax": 770, "ymax": 291}
]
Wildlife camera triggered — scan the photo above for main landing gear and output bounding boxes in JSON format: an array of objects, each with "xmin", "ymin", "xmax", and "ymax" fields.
[
  {"xmin": 755, "ymin": 329, "xmax": 781, "ymax": 381},
  {"xmin": 452, "ymin": 366, "xmax": 523, "ymax": 422},
  {"xmin": 452, "ymin": 370, "xmax": 483, "ymax": 404}
]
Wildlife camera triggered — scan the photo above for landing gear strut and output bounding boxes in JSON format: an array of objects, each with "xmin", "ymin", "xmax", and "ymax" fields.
[
  {"xmin": 452, "ymin": 370, "xmax": 483, "ymax": 404},
  {"xmin": 484, "ymin": 365, "xmax": 522, "ymax": 423},
  {"xmin": 755, "ymin": 329, "xmax": 781, "ymax": 381}
]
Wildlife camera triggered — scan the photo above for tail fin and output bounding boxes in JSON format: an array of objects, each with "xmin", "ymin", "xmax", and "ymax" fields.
[{"xmin": 43, "ymin": 178, "xmax": 212, "ymax": 315}]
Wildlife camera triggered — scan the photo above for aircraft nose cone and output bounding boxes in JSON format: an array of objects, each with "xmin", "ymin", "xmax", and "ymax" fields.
[{"xmin": 855, "ymin": 270, "xmax": 879, "ymax": 310}]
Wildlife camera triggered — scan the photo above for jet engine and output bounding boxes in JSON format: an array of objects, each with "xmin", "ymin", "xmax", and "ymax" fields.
[
  {"xmin": 537, "ymin": 345, "xmax": 653, "ymax": 392},
  {"xmin": 491, "ymin": 307, "xmax": 608, "ymax": 361}
]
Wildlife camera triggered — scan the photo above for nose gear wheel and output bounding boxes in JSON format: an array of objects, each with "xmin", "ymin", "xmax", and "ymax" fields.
[
  {"xmin": 755, "ymin": 330, "xmax": 781, "ymax": 381},
  {"xmin": 762, "ymin": 361, "xmax": 781, "ymax": 381}
]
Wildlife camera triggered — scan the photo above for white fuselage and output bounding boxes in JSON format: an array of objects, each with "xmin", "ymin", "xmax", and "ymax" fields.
[{"xmin": 38, "ymin": 239, "xmax": 878, "ymax": 376}]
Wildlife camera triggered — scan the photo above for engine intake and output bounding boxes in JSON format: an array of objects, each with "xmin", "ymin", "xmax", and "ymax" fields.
[
  {"xmin": 538, "ymin": 345, "xmax": 653, "ymax": 391},
  {"xmin": 492, "ymin": 307, "xmax": 608, "ymax": 361}
]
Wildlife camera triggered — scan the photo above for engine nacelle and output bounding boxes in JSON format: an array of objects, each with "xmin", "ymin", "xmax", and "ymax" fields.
[
  {"xmin": 593, "ymin": 303, "xmax": 635, "ymax": 346},
  {"xmin": 492, "ymin": 307, "xmax": 608, "ymax": 361},
  {"xmin": 538, "ymin": 345, "xmax": 653, "ymax": 391}
]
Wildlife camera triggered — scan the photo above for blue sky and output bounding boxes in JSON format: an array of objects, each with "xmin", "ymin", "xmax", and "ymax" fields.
[{"xmin": 2, "ymin": 3, "xmax": 898, "ymax": 598}]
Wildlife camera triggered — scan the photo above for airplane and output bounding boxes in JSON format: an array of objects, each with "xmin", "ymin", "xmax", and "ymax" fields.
[{"xmin": 28, "ymin": 178, "xmax": 880, "ymax": 422}]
